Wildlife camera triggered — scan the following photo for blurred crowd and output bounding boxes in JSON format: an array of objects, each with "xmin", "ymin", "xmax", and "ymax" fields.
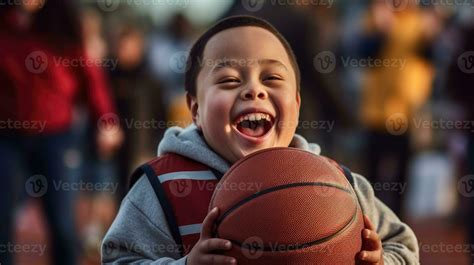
[{"xmin": 1, "ymin": 0, "xmax": 474, "ymax": 264}]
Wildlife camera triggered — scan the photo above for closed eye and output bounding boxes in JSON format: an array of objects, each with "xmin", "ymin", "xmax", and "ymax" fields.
[
  {"xmin": 264, "ymin": 75, "xmax": 283, "ymax": 81},
  {"xmin": 218, "ymin": 78, "xmax": 240, "ymax": 84}
]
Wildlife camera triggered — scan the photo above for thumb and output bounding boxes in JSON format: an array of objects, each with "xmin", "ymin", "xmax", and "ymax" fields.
[{"xmin": 200, "ymin": 207, "xmax": 219, "ymax": 240}]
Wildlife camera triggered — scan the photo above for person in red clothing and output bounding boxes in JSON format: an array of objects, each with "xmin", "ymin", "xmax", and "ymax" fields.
[{"xmin": 0, "ymin": 0, "xmax": 122, "ymax": 264}]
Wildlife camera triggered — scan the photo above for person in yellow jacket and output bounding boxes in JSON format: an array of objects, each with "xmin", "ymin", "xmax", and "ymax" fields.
[{"xmin": 360, "ymin": 0, "xmax": 439, "ymax": 215}]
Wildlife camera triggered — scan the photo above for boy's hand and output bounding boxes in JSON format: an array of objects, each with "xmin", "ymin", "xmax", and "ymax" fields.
[
  {"xmin": 187, "ymin": 207, "xmax": 237, "ymax": 265},
  {"xmin": 358, "ymin": 215, "xmax": 384, "ymax": 265}
]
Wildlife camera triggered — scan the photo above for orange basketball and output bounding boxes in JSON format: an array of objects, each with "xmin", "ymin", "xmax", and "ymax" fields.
[{"xmin": 209, "ymin": 147, "xmax": 364, "ymax": 265}]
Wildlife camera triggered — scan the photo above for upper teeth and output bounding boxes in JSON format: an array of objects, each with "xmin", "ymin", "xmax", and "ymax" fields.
[{"xmin": 236, "ymin": 113, "xmax": 271, "ymax": 124}]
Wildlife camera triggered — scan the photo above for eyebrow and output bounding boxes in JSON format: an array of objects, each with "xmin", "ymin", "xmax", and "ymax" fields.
[{"xmin": 210, "ymin": 58, "xmax": 288, "ymax": 74}]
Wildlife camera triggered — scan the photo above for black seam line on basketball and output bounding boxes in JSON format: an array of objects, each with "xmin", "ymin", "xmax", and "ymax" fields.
[
  {"xmin": 215, "ymin": 182, "xmax": 352, "ymax": 228},
  {"xmin": 229, "ymin": 204, "xmax": 358, "ymax": 252}
]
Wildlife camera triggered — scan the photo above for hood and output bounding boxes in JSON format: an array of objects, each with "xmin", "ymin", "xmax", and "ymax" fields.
[{"xmin": 158, "ymin": 124, "xmax": 321, "ymax": 174}]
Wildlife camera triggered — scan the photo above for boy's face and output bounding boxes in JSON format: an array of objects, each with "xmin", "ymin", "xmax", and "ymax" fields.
[{"xmin": 188, "ymin": 26, "xmax": 300, "ymax": 163}]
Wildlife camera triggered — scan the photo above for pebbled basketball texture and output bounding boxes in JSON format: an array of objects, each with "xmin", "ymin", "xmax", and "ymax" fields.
[{"xmin": 209, "ymin": 147, "xmax": 364, "ymax": 265}]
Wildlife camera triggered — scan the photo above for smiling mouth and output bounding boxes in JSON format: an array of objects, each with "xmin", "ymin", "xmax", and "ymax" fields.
[{"xmin": 233, "ymin": 112, "xmax": 275, "ymax": 138}]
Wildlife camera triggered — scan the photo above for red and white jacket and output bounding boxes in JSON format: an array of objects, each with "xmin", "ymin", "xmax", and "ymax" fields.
[{"xmin": 129, "ymin": 152, "xmax": 354, "ymax": 257}]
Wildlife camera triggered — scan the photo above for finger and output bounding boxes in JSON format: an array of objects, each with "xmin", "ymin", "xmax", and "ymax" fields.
[
  {"xmin": 198, "ymin": 254, "xmax": 236, "ymax": 264},
  {"xmin": 359, "ymin": 249, "xmax": 382, "ymax": 263},
  {"xmin": 363, "ymin": 215, "xmax": 376, "ymax": 231},
  {"xmin": 362, "ymin": 229, "xmax": 382, "ymax": 250},
  {"xmin": 201, "ymin": 207, "xmax": 220, "ymax": 239},
  {"xmin": 199, "ymin": 238, "xmax": 233, "ymax": 253}
]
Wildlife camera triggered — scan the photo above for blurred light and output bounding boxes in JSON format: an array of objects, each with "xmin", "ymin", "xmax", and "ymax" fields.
[{"xmin": 132, "ymin": 0, "xmax": 234, "ymax": 26}]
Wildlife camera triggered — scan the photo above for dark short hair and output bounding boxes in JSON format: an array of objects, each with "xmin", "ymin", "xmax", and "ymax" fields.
[{"xmin": 184, "ymin": 15, "xmax": 301, "ymax": 96}]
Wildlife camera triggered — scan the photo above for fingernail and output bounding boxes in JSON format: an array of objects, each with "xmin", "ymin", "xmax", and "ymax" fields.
[
  {"xmin": 212, "ymin": 207, "xmax": 218, "ymax": 212},
  {"xmin": 228, "ymin": 258, "xmax": 236, "ymax": 264},
  {"xmin": 365, "ymin": 230, "xmax": 370, "ymax": 238},
  {"xmin": 225, "ymin": 241, "xmax": 232, "ymax": 248},
  {"xmin": 361, "ymin": 252, "xmax": 366, "ymax": 259}
]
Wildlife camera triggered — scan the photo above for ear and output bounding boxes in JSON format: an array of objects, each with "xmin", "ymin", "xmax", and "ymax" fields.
[{"xmin": 186, "ymin": 92, "xmax": 201, "ymax": 129}]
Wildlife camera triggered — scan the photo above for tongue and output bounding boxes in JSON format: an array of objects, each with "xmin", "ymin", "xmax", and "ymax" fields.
[{"xmin": 239, "ymin": 125, "xmax": 266, "ymax": 137}]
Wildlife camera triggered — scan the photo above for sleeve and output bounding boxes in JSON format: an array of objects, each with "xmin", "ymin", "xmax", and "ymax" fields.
[
  {"xmin": 78, "ymin": 50, "xmax": 117, "ymax": 120},
  {"xmin": 352, "ymin": 173, "xmax": 420, "ymax": 265},
  {"xmin": 101, "ymin": 176, "xmax": 188, "ymax": 265}
]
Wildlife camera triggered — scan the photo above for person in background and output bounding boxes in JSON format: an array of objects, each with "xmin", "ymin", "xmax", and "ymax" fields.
[
  {"xmin": 109, "ymin": 22, "xmax": 166, "ymax": 198},
  {"xmin": 78, "ymin": 7, "xmax": 125, "ymax": 261},
  {"xmin": 148, "ymin": 13, "xmax": 194, "ymax": 127},
  {"xmin": 359, "ymin": 0, "xmax": 440, "ymax": 216},
  {"xmin": 0, "ymin": 0, "xmax": 122, "ymax": 264}
]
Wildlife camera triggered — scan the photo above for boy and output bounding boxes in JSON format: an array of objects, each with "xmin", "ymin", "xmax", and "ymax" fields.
[{"xmin": 102, "ymin": 16, "xmax": 419, "ymax": 265}]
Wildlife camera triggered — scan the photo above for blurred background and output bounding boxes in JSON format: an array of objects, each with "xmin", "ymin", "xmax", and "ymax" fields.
[{"xmin": 0, "ymin": 0, "xmax": 473, "ymax": 264}]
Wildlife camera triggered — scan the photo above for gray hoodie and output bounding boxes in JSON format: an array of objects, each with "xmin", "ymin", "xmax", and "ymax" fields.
[{"xmin": 102, "ymin": 125, "xmax": 419, "ymax": 264}]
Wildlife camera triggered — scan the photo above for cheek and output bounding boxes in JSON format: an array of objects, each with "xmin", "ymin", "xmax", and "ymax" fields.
[
  {"xmin": 277, "ymin": 93, "xmax": 300, "ymax": 129},
  {"xmin": 201, "ymin": 93, "xmax": 233, "ymax": 132}
]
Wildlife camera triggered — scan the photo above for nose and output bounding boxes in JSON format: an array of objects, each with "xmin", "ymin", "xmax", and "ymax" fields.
[{"xmin": 240, "ymin": 81, "xmax": 268, "ymax": 101}]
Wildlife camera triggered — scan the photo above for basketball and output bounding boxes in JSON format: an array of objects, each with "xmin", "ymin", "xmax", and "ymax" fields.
[{"xmin": 209, "ymin": 147, "xmax": 364, "ymax": 264}]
